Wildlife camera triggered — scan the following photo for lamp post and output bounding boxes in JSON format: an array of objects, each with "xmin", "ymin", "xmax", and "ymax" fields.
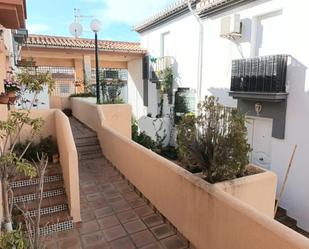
[{"xmin": 90, "ymin": 19, "xmax": 102, "ymax": 104}]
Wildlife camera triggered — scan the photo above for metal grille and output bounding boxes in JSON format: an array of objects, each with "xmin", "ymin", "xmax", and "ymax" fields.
[
  {"xmin": 231, "ymin": 54, "xmax": 288, "ymax": 93},
  {"xmin": 36, "ymin": 66, "xmax": 76, "ymax": 97},
  {"xmin": 91, "ymin": 68, "xmax": 128, "ymax": 102}
]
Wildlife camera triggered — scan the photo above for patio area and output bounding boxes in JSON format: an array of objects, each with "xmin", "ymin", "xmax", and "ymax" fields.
[{"xmin": 44, "ymin": 118, "xmax": 190, "ymax": 249}]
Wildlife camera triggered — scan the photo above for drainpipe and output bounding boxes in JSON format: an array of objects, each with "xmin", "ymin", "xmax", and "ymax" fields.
[{"xmin": 187, "ymin": 0, "xmax": 204, "ymax": 102}]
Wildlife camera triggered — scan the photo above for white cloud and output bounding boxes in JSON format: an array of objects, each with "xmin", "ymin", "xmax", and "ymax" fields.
[
  {"xmin": 94, "ymin": 0, "xmax": 176, "ymax": 27},
  {"xmin": 27, "ymin": 24, "xmax": 52, "ymax": 34}
]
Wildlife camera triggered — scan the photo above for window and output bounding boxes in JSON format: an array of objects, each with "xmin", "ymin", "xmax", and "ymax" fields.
[
  {"xmin": 59, "ymin": 83, "xmax": 70, "ymax": 94},
  {"xmin": 161, "ymin": 32, "xmax": 171, "ymax": 57},
  {"xmin": 251, "ymin": 10, "xmax": 284, "ymax": 56}
]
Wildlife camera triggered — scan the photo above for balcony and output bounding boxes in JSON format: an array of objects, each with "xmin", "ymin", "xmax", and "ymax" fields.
[
  {"xmin": 229, "ymin": 54, "xmax": 289, "ymax": 102},
  {"xmin": 229, "ymin": 55, "xmax": 289, "ymax": 139},
  {"xmin": 150, "ymin": 56, "xmax": 174, "ymax": 83}
]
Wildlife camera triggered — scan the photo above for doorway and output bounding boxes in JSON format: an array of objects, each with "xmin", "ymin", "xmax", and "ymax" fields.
[{"xmin": 246, "ymin": 117, "xmax": 273, "ymax": 169}]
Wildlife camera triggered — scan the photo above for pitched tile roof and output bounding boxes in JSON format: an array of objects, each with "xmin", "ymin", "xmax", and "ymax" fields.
[
  {"xmin": 134, "ymin": 0, "xmax": 197, "ymax": 33},
  {"xmin": 24, "ymin": 34, "xmax": 146, "ymax": 54}
]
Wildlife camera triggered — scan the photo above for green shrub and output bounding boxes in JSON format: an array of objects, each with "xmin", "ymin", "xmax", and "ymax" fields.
[
  {"xmin": 69, "ymin": 92, "xmax": 95, "ymax": 98},
  {"xmin": 0, "ymin": 228, "xmax": 29, "ymax": 249},
  {"xmin": 14, "ymin": 136, "xmax": 58, "ymax": 162},
  {"xmin": 131, "ymin": 118, "xmax": 156, "ymax": 150},
  {"xmin": 177, "ymin": 96, "xmax": 251, "ymax": 183}
]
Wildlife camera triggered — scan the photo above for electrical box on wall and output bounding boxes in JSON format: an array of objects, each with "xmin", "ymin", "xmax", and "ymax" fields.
[{"xmin": 220, "ymin": 14, "xmax": 242, "ymax": 39}]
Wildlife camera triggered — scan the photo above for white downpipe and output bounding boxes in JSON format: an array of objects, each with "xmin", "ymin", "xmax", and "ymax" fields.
[{"xmin": 187, "ymin": 0, "xmax": 204, "ymax": 102}]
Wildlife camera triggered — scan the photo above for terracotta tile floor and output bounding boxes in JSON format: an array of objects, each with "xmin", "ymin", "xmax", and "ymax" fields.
[{"xmin": 44, "ymin": 118, "xmax": 191, "ymax": 249}]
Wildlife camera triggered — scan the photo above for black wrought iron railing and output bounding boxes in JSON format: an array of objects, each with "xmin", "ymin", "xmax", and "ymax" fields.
[{"xmin": 230, "ymin": 54, "xmax": 288, "ymax": 93}]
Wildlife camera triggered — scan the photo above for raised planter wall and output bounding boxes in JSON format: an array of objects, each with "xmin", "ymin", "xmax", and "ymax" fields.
[
  {"xmin": 71, "ymin": 97, "xmax": 131, "ymax": 139},
  {"xmin": 50, "ymin": 96, "xmax": 71, "ymax": 110},
  {"xmin": 215, "ymin": 165, "xmax": 277, "ymax": 218},
  {"xmin": 55, "ymin": 110, "xmax": 81, "ymax": 222},
  {"xmin": 71, "ymin": 99, "xmax": 309, "ymax": 249},
  {"xmin": 18, "ymin": 109, "xmax": 81, "ymax": 222}
]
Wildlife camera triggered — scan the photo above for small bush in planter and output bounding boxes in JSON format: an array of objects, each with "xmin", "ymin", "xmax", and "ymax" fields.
[
  {"xmin": 132, "ymin": 118, "xmax": 156, "ymax": 150},
  {"xmin": 177, "ymin": 96, "xmax": 251, "ymax": 183},
  {"xmin": 14, "ymin": 136, "xmax": 58, "ymax": 162}
]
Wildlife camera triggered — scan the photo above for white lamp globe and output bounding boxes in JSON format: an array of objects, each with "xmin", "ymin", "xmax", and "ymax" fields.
[{"xmin": 90, "ymin": 19, "xmax": 102, "ymax": 33}]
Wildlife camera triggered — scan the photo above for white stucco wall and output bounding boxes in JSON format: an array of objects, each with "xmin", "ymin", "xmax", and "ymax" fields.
[
  {"xmin": 138, "ymin": 0, "xmax": 309, "ymax": 230},
  {"xmin": 140, "ymin": 13, "xmax": 200, "ymax": 116},
  {"xmin": 201, "ymin": 0, "xmax": 309, "ymax": 230},
  {"xmin": 127, "ymin": 58, "xmax": 146, "ymax": 118}
]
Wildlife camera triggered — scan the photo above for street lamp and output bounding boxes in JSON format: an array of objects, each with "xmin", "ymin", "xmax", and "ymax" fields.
[{"xmin": 90, "ymin": 19, "xmax": 102, "ymax": 104}]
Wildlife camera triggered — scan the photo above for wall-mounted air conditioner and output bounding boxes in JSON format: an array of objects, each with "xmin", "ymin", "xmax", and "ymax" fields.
[{"xmin": 220, "ymin": 14, "xmax": 242, "ymax": 40}]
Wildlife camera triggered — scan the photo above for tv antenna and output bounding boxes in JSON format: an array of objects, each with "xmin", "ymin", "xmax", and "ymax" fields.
[{"xmin": 69, "ymin": 8, "xmax": 93, "ymax": 38}]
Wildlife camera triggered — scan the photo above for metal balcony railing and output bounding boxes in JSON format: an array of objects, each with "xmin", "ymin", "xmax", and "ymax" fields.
[
  {"xmin": 150, "ymin": 56, "xmax": 174, "ymax": 82},
  {"xmin": 230, "ymin": 54, "xmax": 288, "ymax": 93}
]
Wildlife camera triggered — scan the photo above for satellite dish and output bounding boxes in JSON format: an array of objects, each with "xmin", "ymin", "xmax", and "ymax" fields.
[{"xmin": 69, "ymin": 22, "xmax": 83, "ymax": 38}]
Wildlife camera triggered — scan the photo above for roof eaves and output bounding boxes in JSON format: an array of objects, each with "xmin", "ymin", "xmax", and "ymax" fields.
[
  {"xmin": 134, "ymin": 0, "xmax": 197, "ymax": 33},
  {"xmin": 197, "ymin": 0, "xmax": 258, "ymax": 18},
  {"xmin": 23, "ymin": 43, "xmax": 146, "ymax": 54}
]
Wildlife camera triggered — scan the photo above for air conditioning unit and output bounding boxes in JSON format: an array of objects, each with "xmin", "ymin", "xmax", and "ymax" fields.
[{"xmin": 220, "ymin": 14, "xmax": 242, "ymax": 39}]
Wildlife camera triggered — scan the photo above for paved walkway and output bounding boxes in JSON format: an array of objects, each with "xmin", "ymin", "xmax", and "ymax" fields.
[{"xmin": 45, "ymin": 118, "xmax": 190, "ymax": 249}]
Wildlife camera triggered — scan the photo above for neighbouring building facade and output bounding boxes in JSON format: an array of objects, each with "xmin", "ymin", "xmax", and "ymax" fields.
[
  {"xmin": 0, "ymin": 0, "xmax": 27, "ymax": 120},
  {"xmin": 135, "ymin": 0, "xmax": 309, "ymax": 231},
  {"xmin": 21, "ymin": 35, "xmax": 146, "ymax": 112}
]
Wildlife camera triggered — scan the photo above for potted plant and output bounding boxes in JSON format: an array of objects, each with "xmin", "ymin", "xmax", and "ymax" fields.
[
  {"xmin": 157, "ymin": 67, "xmax": 173, "ymax": 117},
  {"xmin": 4, "ymin": 71, "xmax": 21, "ymax": 98},
  {"xmin": 177, "ymin": 96, "xmax": 277, "ymax": 216},
  {"xmin": 177, "ymin": 96, "xmax": 252, "ymax": 183},
  {"xmin": 0, "ymin": 92, "xmax": 9, "ymax": 104}
]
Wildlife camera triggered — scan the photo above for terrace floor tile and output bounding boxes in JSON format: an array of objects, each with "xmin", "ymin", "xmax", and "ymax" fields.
[{"xmin": 46, "ymin": 117, "xmax": 191, "ymax": 249}]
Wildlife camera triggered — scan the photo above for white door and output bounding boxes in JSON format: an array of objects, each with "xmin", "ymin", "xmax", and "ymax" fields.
[{"xmin": 246, "ymin": 117, "xmax": 273, "ymax": 169}]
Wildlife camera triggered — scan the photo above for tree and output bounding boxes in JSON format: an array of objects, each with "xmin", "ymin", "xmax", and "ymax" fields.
[{"xmin": 0, "ymin": 61, "xmax": 54, "ymax": 231}]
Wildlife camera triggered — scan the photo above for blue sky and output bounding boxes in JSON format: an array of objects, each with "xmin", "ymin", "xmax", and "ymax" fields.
[{"xmin": 26, "ymin": 0, "xmax": 175, "ymax": 42}]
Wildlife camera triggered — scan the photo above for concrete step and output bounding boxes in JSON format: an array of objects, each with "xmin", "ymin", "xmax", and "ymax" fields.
[
  {"xmin": 13, "ymin": 180, "xmax": 64, "ymax": 196},
  {"xmin": 12, "ymin": 188, "xmax": 65, "ymax": 204},
  {"xmin": 77, "ymin": 144, "xmax": 101, "ymax": 153},
  {"xmin": 11, "ymin": 174, "xmax": 63, "ymax": 189},
  {"xmin": 275, "ymin": 207, "xmax": 287, "ymax": 219},
  {"xmin": 16, "ymin": 210, "xmax": 73, "ymax": 236},
  {"xmin": 80, "ymin": 153, "xmax": 104, "ymax": 160},
  {"xmin": 276, "ymin": 215, "xmax": 297, "ymax": 228}
]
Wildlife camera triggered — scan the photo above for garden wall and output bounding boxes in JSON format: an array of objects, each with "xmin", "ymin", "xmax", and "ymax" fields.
[
  {"xmin": 55, "ymin": 110, "xmax": 81, "ymax": 222},
  {"xmin": 71, "ymin": 97, "xmax": 131, "ymax": 138},
  {"xmin": 99, "ymin": 125, "xmax": 309, "ymax": 249},
  {"xmin": 71, "ymin": 99, "xmax": 309, "ymax": 249},
  {"xmin": 50, "ymin": 96, "xmax": 70, "ymax": 110},
  {"xmin": 18, "ymin": 109, "xmax": 81, "ymax": 222}
]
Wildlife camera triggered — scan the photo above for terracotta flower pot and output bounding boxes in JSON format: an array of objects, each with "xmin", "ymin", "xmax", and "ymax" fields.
[
  {"xmin": 52, "ymin": 154, "xmax": 59, "ymax": 164},
  {"xmin": 6, "ymin": 91, "xmax": 16, "ymax": 97},
  {"xmin": 0, "ymin": 94, "xmax": 9, "ymax": 104},
  {"xmin": 8, "ymin": 96, "xmax": 17, "ymax": 104}
]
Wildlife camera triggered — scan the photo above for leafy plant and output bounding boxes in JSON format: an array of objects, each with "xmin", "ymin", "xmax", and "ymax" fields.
[
  {"xmin": 131, "ymin": 118, "xmax": 156, "ymax": 150},
  {"xmin": 101, "ymin": 78, "xmax": 125, "ymax": 104},
  {"xmin": 15, "ymin": 154, "xmax": 49, "ymax": 249},
  {"xmin": 177, "ymin": 96, "xmax": 251, "ymax": 183},
  {"xmin": 14, "ymin": 136, "xmax": 58, "ymax": 162},
  {"xmin": 0, "ymin": 227, "xmax": 29, "ymax": 249},
  {"xmin": 157, "ymin": 67, "xmax": 173, "ymax": 117},
  {"xmin": 0, "ymin": 60, "xmax": 54, "ymax": 232}
]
